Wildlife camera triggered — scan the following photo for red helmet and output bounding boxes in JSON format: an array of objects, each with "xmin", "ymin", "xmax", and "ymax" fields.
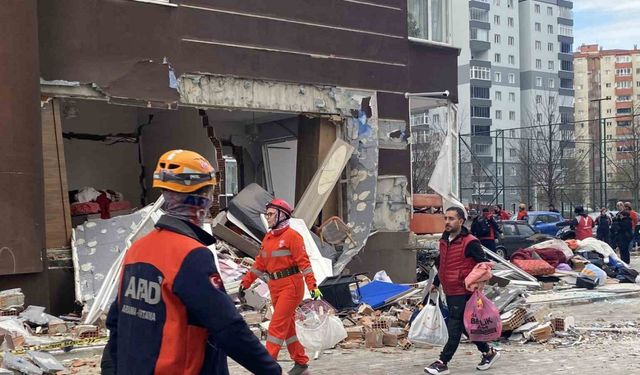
[{"xmin": 266, "ymin": 198, "xmax": 293, "ymax": 216}]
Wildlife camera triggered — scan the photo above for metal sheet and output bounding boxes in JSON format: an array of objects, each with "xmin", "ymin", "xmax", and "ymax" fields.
[{"xmin": 72, "ymin": 208, "xmax": 151, "ymax": 307}]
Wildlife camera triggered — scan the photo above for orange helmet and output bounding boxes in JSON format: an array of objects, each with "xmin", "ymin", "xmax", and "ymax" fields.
[{"xmin": 152, "ymin": 150, "xmax": 216, "ymax": 193}]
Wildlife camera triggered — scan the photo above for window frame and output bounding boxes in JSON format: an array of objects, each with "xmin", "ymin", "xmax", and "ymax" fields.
[{"xmin": 407, "ymin": 0, "xmax": 453, "ymax": 46}]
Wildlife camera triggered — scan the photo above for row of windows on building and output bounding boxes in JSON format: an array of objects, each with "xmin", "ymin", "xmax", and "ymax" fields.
[
  {"xmin": 478, "ymin": 2, "xmax": 572, "ymax": 20},
  {"xmin": 470, "ymin": 67, "xmax": 572, "ymax": 89}
]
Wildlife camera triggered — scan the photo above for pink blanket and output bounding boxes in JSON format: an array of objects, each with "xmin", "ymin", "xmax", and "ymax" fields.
[{"xmin": 464, "ymin": 262, "xmax": 494, "ymax": 292}]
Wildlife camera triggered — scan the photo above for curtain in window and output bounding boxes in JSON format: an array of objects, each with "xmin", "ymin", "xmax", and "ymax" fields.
[{"xmin": 408, "ymin": 0, "xmax": 428, "ymax": 39}]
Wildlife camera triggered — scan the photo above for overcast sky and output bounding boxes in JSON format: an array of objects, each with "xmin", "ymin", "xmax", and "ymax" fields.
[{"xmin": 574, "ymin": 0, "xmax": 640, "ymax": 50}]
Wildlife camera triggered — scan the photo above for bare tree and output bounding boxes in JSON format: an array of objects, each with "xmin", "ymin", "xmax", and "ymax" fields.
[
  {"xmin": 412, "ymin": 131, "xmax": 445, "ymax": 193},
  {"xmin": 515, "ymin": 92, "xmax": 585, "ymax": 208}
]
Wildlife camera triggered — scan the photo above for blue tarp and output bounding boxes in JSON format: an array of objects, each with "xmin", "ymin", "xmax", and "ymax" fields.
[{"xmin": 358, "ymin": 281, "xmax": 411, "ymax": 309}]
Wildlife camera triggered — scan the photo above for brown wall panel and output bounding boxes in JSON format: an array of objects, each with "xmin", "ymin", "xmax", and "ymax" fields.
[
  {"xmin": 181, "ymin": 0, "xmax": 406, "ymax": 37},
  {"xmin": 379, "ymin": 149, "xmax": 411, "ymax": 179},
  {"xmin": 377, "ymin": 92, "xmax": 408, "ymax": 121},
  {"xmin": 179, "ymin": 6, "xmax": 407, "ymax": 65},
  {"xmin": 408, "ymin": 44, "xmax": 460, "ymax": 103},
  {"xmin": 179, "ymin": 40, "xmax": 408, "ymax": 93},
  {"xmin": 38, "ymin": 0, "xmax": 178, "ymax": 85},
  {"xmin": 0, "ymin": 0, "xmax": 45, "ymax": 275}
]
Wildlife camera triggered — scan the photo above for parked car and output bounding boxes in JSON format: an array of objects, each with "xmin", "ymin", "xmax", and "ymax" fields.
[
  {"xmin": 495, "ymin": 220, "xmax": 552, "ymax": 259},
  {"xmin": 511, "ymin": 211, "xmax": 565, "ymax": 236}
]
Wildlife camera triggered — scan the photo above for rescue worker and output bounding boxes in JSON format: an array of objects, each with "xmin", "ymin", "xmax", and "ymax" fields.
[
  {"xmin": 104, "ymin": 150, "xmax": 281, "ymax": 375},
  {"xmin": 516, "ymin": 203, "xmax": 529, "ymax": 221},
  {"xmin": 239, "ymin": 198, "xmax": 321, "ymax": 375},
  {"xmin": 494, "ymin": 205, "xmax": 511, "ymax": 221},
  {"xmin": 556, "ymin": 206, "xmax": 593, "ymax": 240},
  {"xmin": 424, "ymin": 207, "xmax": 500, "ymax": 374}
]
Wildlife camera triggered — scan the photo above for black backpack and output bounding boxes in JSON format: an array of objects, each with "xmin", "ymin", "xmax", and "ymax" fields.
[{"xmin": 473, "ymin": 216, "xmax": 491, "ymax": 237}]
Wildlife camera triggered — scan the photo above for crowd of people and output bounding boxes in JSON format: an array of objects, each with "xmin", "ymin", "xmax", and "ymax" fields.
[{"xmin": 467, "ymin": 201, "xmax": 640, "ymax": 264}]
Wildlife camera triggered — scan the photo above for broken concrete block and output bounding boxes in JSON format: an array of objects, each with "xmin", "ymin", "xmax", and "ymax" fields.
[
  {"xmin": 26, "ymin": 351, "xmax": 65, "ymax": 373},
  {"xmin": 397, "ymin": 309, "xmax": 413, "ymax": 323},
  {"xmin": 357, "ymin": 304, "xmax": 374, "ymax": 316},
  {"xmin": 0, "ymin": 289, "xmax": 24, "ymax": 311},
  {"xmin": 524, "ymin": 306, "xmax": 549, "ymax": 324},
  {"xmin": 19, "ymin": 306, "xmax": 52, "ymax": 326},
  {"xmin": 364, "ymin": 330, "xmax": 384, "ymax": 348},
  {"xmin": 382, "ymin": 328, "xmax": 406, "ymax": 347},
  {"xmin": 241, "ymin": 312, "xmax": 263, "ymax": 326},
  {"xmin": 529, "ymin": 322, "xmax": 553, "ymax": 343},
  {"xmin": 345, "ymin": 326, "xmax": 364, "ymax": 341},
  {"xmin": 244, "ymin": 283, "xmax": 270, "ymax": 310},
  {"xmin": 71, "ymin": 325, "xmax": 99, "ymax": 339},
  {"xmin": 398, "ymin": 338, "xmax": 412, "ymax": 350},
  {"xmin": 2, "ymin": 352, "xmax": 42, "ymax": 375},
  {"xmin": 551, "ymin": 316, "xmax": 575, "ymax": 332},
  {"xmin": 501, "ymin": 308, "xmax": 526, "ymax": 332},
  {"xmin": 47, "ymin": 320, "xmax": 68, "ymax": 335}
]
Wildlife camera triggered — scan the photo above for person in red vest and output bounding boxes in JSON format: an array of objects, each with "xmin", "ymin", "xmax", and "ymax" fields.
[
  {"xmin": 624, "ymin": 202, "xmax": 639, "ymax": 229},
  {"xmin": 424, "ymin": 207, "xmax": 501, "ymax": 375},
  {"xmin": 104, "ymin": 150, "xmax": 281, "ymax": 375},
  {"xmin": 556, "ymin": 206, "xmax": 594, "ymax": 240},
  {"xmin": 494, "ymin": 205, "xmax": 511, "ymax": 220},
  {"xmin": 516, "ymin": 203, "xmax": 529, "ymax": 221},
  {"xmin": 239, "ymin": 198, "xmax": 322, "ymax": 375}
]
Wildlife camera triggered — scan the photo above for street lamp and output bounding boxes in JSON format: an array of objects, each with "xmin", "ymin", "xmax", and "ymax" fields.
[{"xmin": 590, "ymin": 96, "xmax": 612, "ymax": 209}]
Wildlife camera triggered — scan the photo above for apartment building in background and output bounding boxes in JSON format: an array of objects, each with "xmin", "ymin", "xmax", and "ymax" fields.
[
  {"xmin": 574, "ymin": 44, "xmax": 640, "ymax": 206},
  {"xmin": 456, "ymin": 0, "xmax": 574, "ymax": 211}
]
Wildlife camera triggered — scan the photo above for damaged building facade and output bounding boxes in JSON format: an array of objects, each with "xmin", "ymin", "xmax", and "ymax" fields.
[{"xmin": 0, "ymin": 0, "xmax": 459, "ymax": 313}]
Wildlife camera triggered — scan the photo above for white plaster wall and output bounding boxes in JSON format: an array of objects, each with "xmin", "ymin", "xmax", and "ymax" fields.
[{"xmin": 62, "ymin": 100, "xmax": 141, "ymax": 206}]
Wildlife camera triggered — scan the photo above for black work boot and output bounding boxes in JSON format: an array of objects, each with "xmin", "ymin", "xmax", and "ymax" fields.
[{"xmin": 288, "ymin": 363, "xmax": 310, "ymax": 375}]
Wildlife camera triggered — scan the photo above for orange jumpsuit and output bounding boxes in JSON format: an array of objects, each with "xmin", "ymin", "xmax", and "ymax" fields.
[{"xmin": 241, "ymin": 226, "xmax": 317, "ymax": 365}]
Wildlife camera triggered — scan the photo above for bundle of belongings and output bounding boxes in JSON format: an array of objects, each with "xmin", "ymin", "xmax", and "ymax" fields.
[
  {"xmin": 508, "ymin": 238, "xmax": 639, "ymax": 288},
  {"xmin": 69, "ymin": 187, "xmax": 131, "ymax": 219}
]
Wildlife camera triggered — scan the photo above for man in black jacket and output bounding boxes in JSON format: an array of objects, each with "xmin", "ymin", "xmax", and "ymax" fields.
[
  {"xmin": 594, "ymin": 207, "xmax": 611, "ymax": 243},
  {"xmin": 612, "ymin": 210, "xmax": 633, "ymax": 264}
]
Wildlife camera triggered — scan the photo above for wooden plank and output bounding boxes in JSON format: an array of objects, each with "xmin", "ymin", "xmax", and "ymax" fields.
[
  {"xmin": 179, "ymin": 6, "xmax": 407, "ymax": 66},
  {"xmin": 181, "ymin": 0, "xmax": 405, "ymax": 37},
  {"xmin": 295, "ymin": 117, "xmax": 339, "ymax": 224},
  {"xmin": 41, "ymin": 99, "xmax": 72, "ymax": 249}
]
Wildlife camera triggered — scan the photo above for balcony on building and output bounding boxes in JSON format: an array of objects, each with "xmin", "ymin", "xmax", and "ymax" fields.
[{"xmin": 470, "ymin": 25, "xmax": 490, "ymax": 52}]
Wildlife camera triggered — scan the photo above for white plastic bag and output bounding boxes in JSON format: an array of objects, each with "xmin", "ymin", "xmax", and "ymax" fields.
[
  {"xmin": 408, "ymin": 292, "xmax": 448, "ymax": 346},
  {"xmin": 373, "ymin": 270, "xmax": 393, "ymax": 283},
  {"xmin": 295, "ymin": 300, "xmax": 347, "ymax": 354}
]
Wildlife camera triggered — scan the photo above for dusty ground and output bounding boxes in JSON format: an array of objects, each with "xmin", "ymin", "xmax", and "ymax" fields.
[
  {"xmin": 224, "ymin": 297, "xmax": 640, "ymax": 375},
  {"xmin": 59, "ymin": 257, "xmax": 640, "ymax": 375}
]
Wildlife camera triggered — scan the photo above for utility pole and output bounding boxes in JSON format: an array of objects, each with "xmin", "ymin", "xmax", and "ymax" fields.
[{"xmin": 591, "ymin": 97, "xmax": 611, "ymax": 209}]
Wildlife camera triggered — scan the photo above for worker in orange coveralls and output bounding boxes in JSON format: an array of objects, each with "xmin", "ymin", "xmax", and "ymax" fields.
[{"xmin": 239, "ymin": 198, "xmax": 322, "ymax": 375}]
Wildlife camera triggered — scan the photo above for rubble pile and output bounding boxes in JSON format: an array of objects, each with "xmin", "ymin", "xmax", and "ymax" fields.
[{"xmin": 0, "ymin": 290, "xmax": 105, "ymax": 374}]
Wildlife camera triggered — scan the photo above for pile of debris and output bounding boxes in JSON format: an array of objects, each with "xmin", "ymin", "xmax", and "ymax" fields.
[{"xmin": 0, "ymin": 289, "xmax": 105, "ymax": 374}]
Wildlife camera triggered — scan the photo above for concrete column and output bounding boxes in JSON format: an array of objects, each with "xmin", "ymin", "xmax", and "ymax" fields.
[{"xmin": 0, "ymin": 1, "xmax": 49, "ymax": 306}]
